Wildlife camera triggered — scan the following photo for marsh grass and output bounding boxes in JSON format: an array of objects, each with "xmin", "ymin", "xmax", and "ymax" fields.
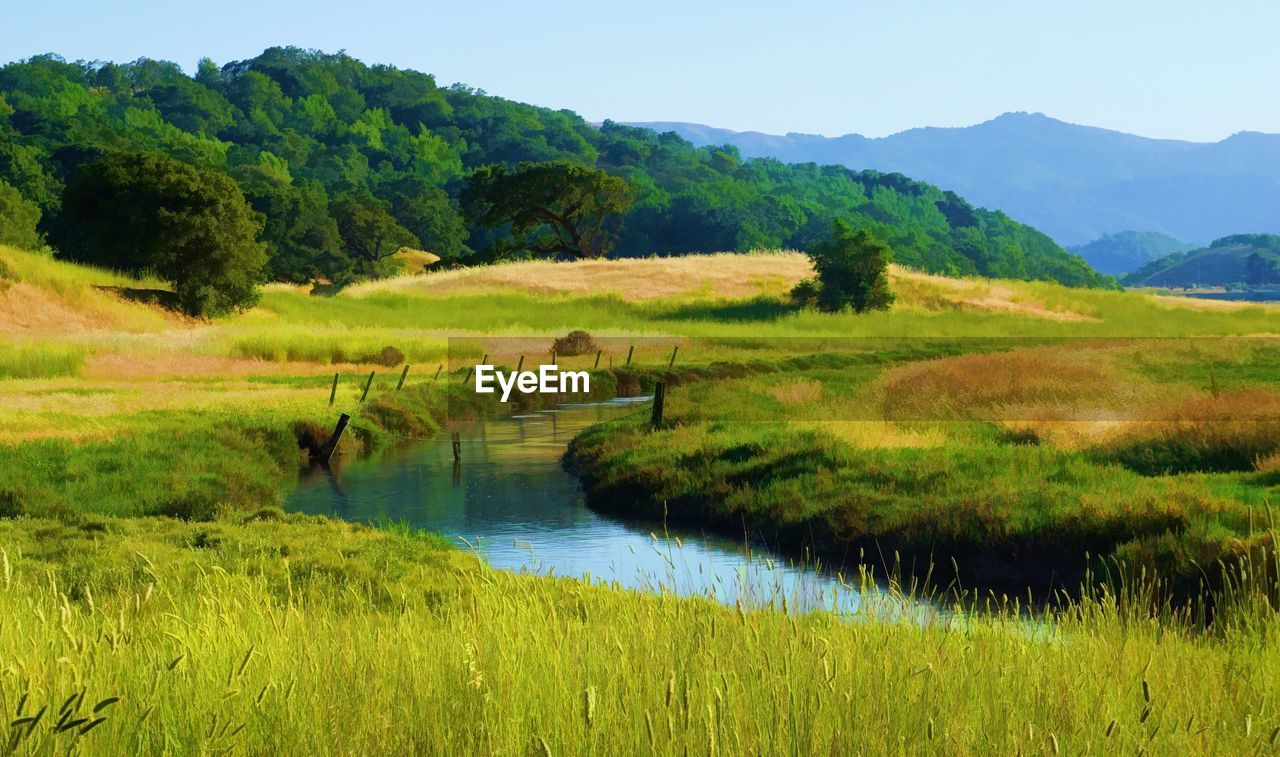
[
  {"xmin": 0, "ymin": 515, "xmax": 1275, "ymax": 753},
  {"xmin": 0, "ymin": 341, "xmax": 87, "ymax": 378},
  {"xmin": 3, "ymin": 249, "xmax": 1280, "ymax": 752}
]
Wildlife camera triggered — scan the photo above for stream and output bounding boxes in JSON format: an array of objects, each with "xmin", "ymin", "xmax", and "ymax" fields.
[{"xmin": 286, "ymin": 397, "xmax": 939, "ymax": 619}]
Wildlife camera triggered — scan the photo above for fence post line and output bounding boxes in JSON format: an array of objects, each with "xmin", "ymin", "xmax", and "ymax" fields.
[
  {"xmin": 329, "ymin": 373, "xmax": 339, "ymax": 406},
  {"xmin": 434, "ymin": 364, "xmax": 443, "ymax": 380},
  {"xmin": 551, "ymin": 349, "xmax": 557, "ymax": 366},
  {"xmin": 396, "ymin": 364, "xmax": 411, "ymax": 391},
  {"xmin": 516, "ymin": 355, "xmax": 524, "ymax": 372},
  {"xmin": 481, "ymin": 353, "xmax": 489, "ymax": 365},
  {"xmin": 359, "ymin": 371, "xmax": 375, "ymax": 402},
  {"xmin": 669, "ymin": 345, "xmax": 679, "ymax": 368},
  {"xmin": 594, "ymin": 349, "xmax": 602, "ymax": 369},
  {"xmin": 626, "ymin": 345, "xmax": 634, "ymax": 366},
  {"xmin": 463, "ymin": 366, "xmax": 474, "ymax": 384},
  {"xmin": 650, "ymin": 381, "xmax": 666, "ymax": 428},
  {"xmin": 452, "ymin": 431, "xmax": 462, "ymax": 462}
]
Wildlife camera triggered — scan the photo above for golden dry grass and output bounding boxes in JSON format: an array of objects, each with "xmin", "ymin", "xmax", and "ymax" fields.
[
  {"xmin": 876, "ymin": 345, "xmax": 1154, "ymax": 419},
  {"xmin": 769, "ymin": 379, "xmax": 824, "ymax": 406},
  {"xmin": 345, "ymin": 253, "xmax": 1120, "ymax": 322},
  {"xmin": 344, "ymin": 251, "xmax": 811, "ymax": 301}
]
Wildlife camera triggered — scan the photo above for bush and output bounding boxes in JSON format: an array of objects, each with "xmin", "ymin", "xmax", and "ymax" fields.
[
  {"xmin": 54, "ymin": 152, "xmax": 268, "ymax": 316},
  {"xmin": 795, "ymin": 220, "xmax": 894, "ymax": 313},
  {"xmin": 552, "ymin": 330, "xmax": 598, "ymax": 356}
]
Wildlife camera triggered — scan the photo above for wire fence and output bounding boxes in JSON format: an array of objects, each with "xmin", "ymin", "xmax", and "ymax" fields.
[{"xmin": 345, "ymin": 403, "xmax": 654, "ymax": 446}]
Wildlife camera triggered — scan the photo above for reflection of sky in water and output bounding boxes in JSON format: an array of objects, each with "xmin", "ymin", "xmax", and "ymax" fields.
[{"xmin": 287, "ymin": 398, "xmax": 943, "ymax": 622}]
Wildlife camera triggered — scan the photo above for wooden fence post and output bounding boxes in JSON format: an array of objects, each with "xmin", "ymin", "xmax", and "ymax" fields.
[
  {"xmin": 329, "ymin": 373, "xmax": 339, "ymax": 406},
  {"xmin": 319, "ymin": 413, "xmax": 350, "ymax": 465},
  {"xmin": 463, "ymin": 367, "xmax": 474, "ymax": 384},
  {"xmin": 650, "ymin": 381, "xmax": 665, "ymax": 428},
  {"xmin": 452, "ymin": 432, "xmax": 462, "ymax": 462},
  {"xmin": 551, "ymin": 349, "xmax": 557, "ymax": 366},
  {"xmin": 359, "ymin": 371, "xmax": 375, "ymax": 402},
  {"xmin": 669, "ymin": 345, "xmax": 679, "ymax": 368},
  {"xmin": 626, "ymin": 345, "xmax": 634, "ymax": 366},
  {"xmin": 516, "ymin": 355, "xmax": 524, "ymax": 373},
  {"xmin": 396, "ymin": 364, "xmax": 411, "ymax": 391},
  {"xmin": 434, "ymin": 364, "xmax": 443, "ymax": 380},
  {"xmin": 594, "ymin": 349, "xmax": 602, "ymax": 369}
]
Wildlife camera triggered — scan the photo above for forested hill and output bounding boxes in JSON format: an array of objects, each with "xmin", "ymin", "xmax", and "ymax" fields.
[
  {"xmin": 0, "ymin": 48, "xmax": 1110, "ymax": 288},
  {"xmin": 627, "ymin": 115, "xmax": 1280, "ymax": 247}
]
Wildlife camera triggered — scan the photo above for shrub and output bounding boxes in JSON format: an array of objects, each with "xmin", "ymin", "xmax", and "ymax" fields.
[
  {"xmin": 795, "ymin": 220, "xmax": 894, "ymax": 313},
  {"xmin": 553, "ymin": 330, "xmax": 598, "ymax": 356}
]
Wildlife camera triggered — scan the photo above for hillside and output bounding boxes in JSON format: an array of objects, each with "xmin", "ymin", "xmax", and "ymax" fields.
[
  {"xmin": 626, "ymin": 114, "xmax": 1280, "ymax": 246},
  {"xmin": 0, "ymin": 51, "xmax": 1110, "ymax": 290},
  {"xmin": 1068, "ymin": 231, "xmax": 1194, "ymax": 276},
  {"xmin": 1123, "ymin": 234, "xmax": 1280, "ymax": 288}
]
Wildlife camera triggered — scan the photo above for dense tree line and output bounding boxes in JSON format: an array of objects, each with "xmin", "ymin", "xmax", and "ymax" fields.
[{"xmin": 0, "ymin": 47, "xmax": 1112, "ymax": 295}]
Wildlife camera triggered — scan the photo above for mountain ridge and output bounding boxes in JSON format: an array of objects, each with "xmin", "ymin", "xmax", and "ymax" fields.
[{"xmin": 622, "ymin": 114, "xmax": 1280, "ymax": 245}]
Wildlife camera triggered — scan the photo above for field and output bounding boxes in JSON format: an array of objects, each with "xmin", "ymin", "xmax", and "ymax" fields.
[{"xmin": 2, "ymin": 244, "xmax": 1279, "ymax": 752}]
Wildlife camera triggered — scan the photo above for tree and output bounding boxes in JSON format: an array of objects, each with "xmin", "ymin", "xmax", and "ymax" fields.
[
  {"xmin": 235, "ymin": 164, "xmax": 348, "ymax": 283},
  {"xmin": 379, "ymin": 175, "xmax": 469, "ymax": 260},
  {"xmin": 55, "ymin": 152, "xmax": 267, "ymax": 316},
  {"xmin": 794, "ymin": 220, "xmax": 894, "ymax": 313},
  {"xmin": 463, "ymin": 161, "xmax": 634, "ymax": 259},
  {"xmin": 1246, "ymin": 252, "xmax": 1279, "ymax": 287},
  {"xmin": 0, "ymin": 178, "xmax": 41, "ymax": 249},
  {"xmin": 329, "ymin": 191, "xmax": 419, "ymax": 272}
]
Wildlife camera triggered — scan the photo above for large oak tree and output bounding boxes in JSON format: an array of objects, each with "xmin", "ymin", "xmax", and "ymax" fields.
[
  {"xmin": 55, "ymin": 152, "xmax": 268, "ymax": 316},
  {"xmin": 463, "ymin": 160, "xmax": 635, "ymax": 259}
]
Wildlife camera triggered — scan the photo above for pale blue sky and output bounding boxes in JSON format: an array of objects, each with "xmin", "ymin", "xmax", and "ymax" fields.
[{"xmin": 2, "ymin": 0, "xmax": 1275, "ymax": 141}]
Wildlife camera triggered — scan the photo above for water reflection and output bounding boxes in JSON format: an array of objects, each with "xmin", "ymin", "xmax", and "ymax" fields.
[{"xmin": 287, "ymin": 397, "xmax": 940, "ymax": 620}]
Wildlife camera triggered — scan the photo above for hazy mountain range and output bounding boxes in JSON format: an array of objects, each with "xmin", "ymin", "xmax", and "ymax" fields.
[{"xmin": 623, "ymin": 113, "xmax": 1280, "ymax": 247}]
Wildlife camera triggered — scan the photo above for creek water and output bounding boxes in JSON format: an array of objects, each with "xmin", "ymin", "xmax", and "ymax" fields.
[
  {"xmin": 1181, "ymin": 290, "xmax": 1280, "ymax": 302},
  {"xmin": 286, "ymin": 397, "xmax": 938, "ymax": 619}
]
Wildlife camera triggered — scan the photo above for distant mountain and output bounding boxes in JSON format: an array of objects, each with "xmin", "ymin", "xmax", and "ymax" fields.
[
  {"xmin": 624, "ymin": 114, "xmax": 1280, "ymax": 246},
  {"xmin": 1067, "ymin": 231, "xmax": 1194, "ymax": 276},
  {"xmin": 1123, "ymin": 234, "xmax": 1280, "ymax": 288}
]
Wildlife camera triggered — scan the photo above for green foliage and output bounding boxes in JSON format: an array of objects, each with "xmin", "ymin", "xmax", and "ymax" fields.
[
  {"xmin": 464, "ymin": 160, "xmax": 635, "ymax": 259},
  {"xmin": 54, "ymin": 152, "xmax": 267, "ymax": 315},
  {"xmin": 0, "ymin": 177, "xmax": 40, "ymax": 248},
  {"xmin": 0, "ymin": 49, "xmax": 1111, "ymax": 288},
  {"xmin": 796, "ymin": 221, "xmax": 894, "ymax": 312},
  {"xmin": 330, "ymin": 191, "xmax": 419, "ymax": 273},
  {"xmin": 1125, "ymin": 234, "xmax": 1280, "ymax": 288}
]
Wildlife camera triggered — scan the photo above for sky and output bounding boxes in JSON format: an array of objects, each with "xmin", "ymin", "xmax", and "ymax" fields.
[{"xmin": 2, "ymin": 0, "xmax": 1277, "ymax": 142}]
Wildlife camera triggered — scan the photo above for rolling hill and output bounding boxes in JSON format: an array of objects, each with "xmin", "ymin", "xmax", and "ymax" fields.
[
  {"xmin": 625, "ymin": 114, "xmax": 1280, "ymax": 247},
  {"xmin": 1123, "ymin": 234, "xmax": 1280, "ymax": 288},
  {"xmin": 1067, "ymin": 231, "xmax": 1194, "ymax": 276}
]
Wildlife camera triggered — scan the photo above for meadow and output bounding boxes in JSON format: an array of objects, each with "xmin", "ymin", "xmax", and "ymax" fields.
[{"xmin": 2, "ymin": 244, "xmax": 1280, "ymax": 752}]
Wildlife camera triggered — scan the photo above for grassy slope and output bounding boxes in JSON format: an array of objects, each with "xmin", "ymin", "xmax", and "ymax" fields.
[{"xmin": 2, "ymin": 247, "xmax": 1280, "ymax": 751}]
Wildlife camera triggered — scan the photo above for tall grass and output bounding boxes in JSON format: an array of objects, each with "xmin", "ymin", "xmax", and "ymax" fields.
[
  {"xmin": 0, "ymin": 341, "xmax": 86, "ymax": 378},
  {"xmin": 0, "ymin": 515, "xmax": 1275, "ymax": 753}
]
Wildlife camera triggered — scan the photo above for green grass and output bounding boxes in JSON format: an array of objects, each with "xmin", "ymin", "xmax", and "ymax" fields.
[
  {"xmin": 0, "ymin": 514, "xmax": 1276, "ymax": 753},
  {"xmin": 567, "ymin": 347, "xmax": 1280, "ymax": 600},
  {"xmin": 4, "ymin": 250, "xmax": 1280, "ymax": 752},
  {"xmin": 249, "ymin": 287, "xmax": 1280, "ymax": 338},
  {"xmin": 0, "ymin": 341, "xmax": 87, "ymax": 378}
]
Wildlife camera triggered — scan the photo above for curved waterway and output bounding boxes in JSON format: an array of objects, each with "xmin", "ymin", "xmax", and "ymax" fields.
[{"xmin": 286, "ymin": 397, "xmax": 939, "ymax": 620}]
